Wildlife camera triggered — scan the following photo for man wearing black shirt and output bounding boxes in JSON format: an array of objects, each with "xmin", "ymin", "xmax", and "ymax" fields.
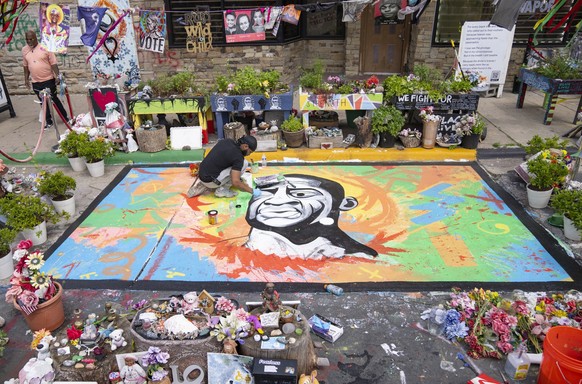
[{"xmin": 187, "ymin": 136, "xmax": 261, "ymax": 198}]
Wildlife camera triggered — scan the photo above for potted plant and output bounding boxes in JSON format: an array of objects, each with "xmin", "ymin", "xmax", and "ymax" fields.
[
  {"xmin": 550, "ymin": 189, "xmax": 582, "ymax": 241},
  {"xmin": 418, "ymin": 106, "xmax": 442, "ymax": 149},
  {"xmin": 525, "ymin": 150, "xmax": 570, "ymax": 208},
  {"xmin": 140, "ymin": 346, "xmax": 171, "ymax": 384},
  {"xmin": 77, "ymin": 135, "xmax": 115, "ymax": 177},
  {"xmin": 371, "ymin": 105, "xmax": 405, "ymax": 148},
  {"xmin": 398, "ymin": 128, "xmax": 422, "ymax": 148},
  {"xmin": 281, "ymin": 115, "xmax": 305, "ymax": 148},
  {"xmin": 523, "ymin": 135, "xmax": 570, "ymax": 157},
  {"xmin": 0, "ymin": 194, "xmax": 61, "ymax": 245},
  {"xmin": 299, "ymin": 60, "xmax": 326, "ymax": 94},
  {"xmin": 454, "ymin": 113, "xmax": 487, "ymax": 149},
  {"xmin": 37, "ymin": 170, "xmax": 77, "ymax": 217},
  {"xmin": 5, "ymin": 240, "xmax": 65, "ymax": 331},
  {"xmin": 56, "ymin": 129, "xmax": 90, "ymax": 171},
  {"xmin": 0, "ymin": 226, "xmax": 18, "ymax": 279}
]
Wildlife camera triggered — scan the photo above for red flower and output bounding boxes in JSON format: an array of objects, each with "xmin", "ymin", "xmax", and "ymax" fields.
[
  {"xmin": 67, "ymin": 326, "xmax": 83, "ymax": 340},
  {"xmin": 17, "ymin": 240, "xmax": 33, "ymax": 250}
]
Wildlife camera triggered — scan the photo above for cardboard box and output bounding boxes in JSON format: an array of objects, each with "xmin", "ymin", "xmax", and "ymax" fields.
[
  {"xmin": 252, "ymin": 358, "xmax": 298, "ymax": 384},
  {"xmin": 308, "ymin": 314, "xmax": 344, "ymax": 342}
]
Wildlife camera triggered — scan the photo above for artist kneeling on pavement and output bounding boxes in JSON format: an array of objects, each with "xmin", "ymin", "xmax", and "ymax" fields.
[{"xmin": 187, "ymin": 135, "xmax": 262, "ymax": 198}]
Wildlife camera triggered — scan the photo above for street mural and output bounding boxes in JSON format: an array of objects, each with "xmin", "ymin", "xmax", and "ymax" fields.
[{"xmin": 42, "ymin": 165, "xmax": 572, "ymax": 284}]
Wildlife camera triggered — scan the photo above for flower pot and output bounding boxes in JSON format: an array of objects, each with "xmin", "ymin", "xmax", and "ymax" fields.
[
  {"xmin": 51, "ymin": 195, "xmax": 76, "ymax": 218},
  {"xmin": 148, "ymin": 377, "xmax": 172, "ymax": 384},
  {"xmin": 461, "ymin": 133, "xmax": 480, "ymax": 149},
  {"xmin": 13, "ymin": 281, "xmax": 65, "ymax": 331},
  {"xmin": 86, "ymin": 159, "xmax": 105, "ymax": 177},
  {"xmin": 399, "ymin": 136, "xmax": 420, "ymax": 148},
  {"xmin": 67, "ymin": 156, "xmax": 86, "ymax": 172},
  {"xmin": 378, "ymin": 132, "xmax": 396, "ymax": 148},
  {"xmin": 422, "ymin": 121, "xmax": 439, "ymax": 149},
  {"xmin": 0, "ymin": 250, "xmax": 13, "ymax": 280},
  {"xmin": 21, "ymin": 221, "xmax": 47, "ymax": 246},
  {"xmin": 283, "ymin": 129, "xmax": 305, "ymax": 148},
  {"xmin": 563, "ymin": 216, "xmax": 581, "ymax": 241},
  {"xmin": 526, "ymin": 184, "xmax": 553, "ymax": 209}
]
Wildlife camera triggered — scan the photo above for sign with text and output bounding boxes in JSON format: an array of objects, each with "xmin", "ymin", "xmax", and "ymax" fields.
[
  {"xmin": 392, "ymin": 93, "xmax": 479, "ymax": 111},
  {"xmin": 185, "ymin": 8, "xmax": 212, "ymax": 53},
  {"xmin": 139, "ymin": 10, "xmax": 166, "ymax": 53},
  {"xmin": 458, "ymin": 21, "xmax": 514, "ymax": 89}
]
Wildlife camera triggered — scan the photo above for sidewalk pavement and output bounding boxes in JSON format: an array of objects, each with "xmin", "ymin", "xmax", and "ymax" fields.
[{"xmin": 0, "ymin": 90, "xmax": 581, "ymax": 383}]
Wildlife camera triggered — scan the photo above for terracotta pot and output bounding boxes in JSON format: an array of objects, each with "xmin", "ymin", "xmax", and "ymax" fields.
[{"xmin": 13, "ymin": 281, "xmax": 65, "ymax": 331}]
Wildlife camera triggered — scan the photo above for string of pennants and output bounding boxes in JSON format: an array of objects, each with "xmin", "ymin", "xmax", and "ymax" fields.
[{"xmin": 1, "ymin": 0, "xmax": 431, "ymax": 56}]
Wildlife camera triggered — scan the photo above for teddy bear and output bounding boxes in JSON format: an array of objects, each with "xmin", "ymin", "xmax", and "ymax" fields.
[
  {"xmin": 180, "ymin": 291, "xmax": 200, "ymax": 315},
  {"xmin": 109, "ymin": 329, "xmax": 127, "ymax": 351}
]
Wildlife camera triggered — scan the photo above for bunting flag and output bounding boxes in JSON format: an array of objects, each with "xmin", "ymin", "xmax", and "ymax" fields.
[
  {"xmin": 39, "ymin": 3, "xmax": 70, "ymax": 53},
  {"xmin": 490, "ymin": 0, "xmax": 527, "ymax": 30},
  {"xmin": 342, "ymin": 0, "xmax": 372, "ymax": 22},
  {"xmin": 139, "ymin": 10, "xmax": 166, "ymax": 53},
  {"xmin": 223, "ymin": 9, "xmax": 265, "ymax": 43},
  {"xmin": 77, "ymin": 6, "xmax": 107, "ymax": 47}
]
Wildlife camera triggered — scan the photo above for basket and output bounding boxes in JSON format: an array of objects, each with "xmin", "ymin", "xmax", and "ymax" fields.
[
  {"xmin": 135, "ymin": 126, "xmax": 168, "ymax": 153},
  {"xmin": 399, "ymin": 136, "xmax": 421, "ymax": 148}
]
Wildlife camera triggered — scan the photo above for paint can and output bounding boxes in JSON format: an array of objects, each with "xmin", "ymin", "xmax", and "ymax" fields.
[{"xmin": 208, "ymin": 210, "xmax": 218, "ymax": 225}]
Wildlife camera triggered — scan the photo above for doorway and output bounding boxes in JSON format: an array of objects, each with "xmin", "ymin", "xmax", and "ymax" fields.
[{"xmin": 360, "ymin": 6, "xmax": 409, "ymax": 74}]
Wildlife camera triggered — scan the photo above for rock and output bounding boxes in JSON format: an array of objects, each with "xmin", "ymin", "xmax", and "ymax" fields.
[
  {"xmin": 74, "ymin": 363, "xmax": 84, "ymax": 369},
  {"xmin": 271, "ymin": 330, "xmax": 282, "ymax": 336}
]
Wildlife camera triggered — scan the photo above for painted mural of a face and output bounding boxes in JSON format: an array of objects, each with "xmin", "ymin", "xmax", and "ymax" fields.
[{"xmin": 245, "ymin": 174, "xmax": 377, "ymax": 259}]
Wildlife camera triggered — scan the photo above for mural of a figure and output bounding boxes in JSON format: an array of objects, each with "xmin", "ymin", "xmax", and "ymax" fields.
[{"xmin": 245, "ymin": 174, "xmax": 378, "ymax": 259}]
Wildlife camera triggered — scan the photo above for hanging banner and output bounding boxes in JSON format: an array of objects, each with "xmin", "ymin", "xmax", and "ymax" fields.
[
  {"xmin": 457, "ymin": 21, "xmax": 515, "ymax": 97},
  {"xmin": 224, "ymin": 9, "xmax": 265, "ymax": 43},
  {"xmin": 139, "ymin": 10, "xmax": 166, "ymax": 53},
  {"xmin": 77, "ymin": 6, "xmax": 107, "ymax": 46},
  {"xmin": 263, "ymin": 6, "xmax": 283, "ymax": 30},
  {"xmin": 281, "ymin": 4, "xmax": 301, "ymax": 25},
  {"xmin": 185, "ymin": 8, "xmax": 212, "ymax": 53},
  {"xmin": 342, "ymin": 0, "xmax": 372, "ymax": 22},
  {"xmin": 374, "ymin": 0, "xmax": 403, "ymax": 24},
  {"xmin": 39, "ymin": 3, "xmax": 70, "ymax": 53},
  {"xmin": 79, "ymin": 0, "xmax": 140, "ymax": 87}
]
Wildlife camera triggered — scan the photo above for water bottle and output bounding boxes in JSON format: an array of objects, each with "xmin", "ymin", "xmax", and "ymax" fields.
[
  {"xmin": 261, "ymin": 154, "xmax": 267, "ymax": 167},
  {"xmin": 324, "ymin": 284, "xmax": 343, "ymax": 296},
  {"xmin": 504, "ymin": 348, "xmax": 530, "ymax": 381}
]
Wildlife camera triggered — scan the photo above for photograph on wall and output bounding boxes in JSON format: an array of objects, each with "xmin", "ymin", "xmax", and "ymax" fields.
[
  {"xmin": 139, "ymin": 10, "xmax": 166, "ymax": 53},
  {"xmin": 39, "ymin": 3, "xmax": 70, "ymax": 53},
  {"xmin": 374, "ymin": 0, "xmax": 402, "ymax": 24},
  {"xmin": 80, "ymin": 0, "xmax": 141, "ymax": 87},
  {"xmin": 224, "ymin": 10, "xmax": 265, "ymax": 43}
]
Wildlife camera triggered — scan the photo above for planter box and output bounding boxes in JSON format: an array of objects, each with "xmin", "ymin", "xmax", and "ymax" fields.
[
  {"xmin": 299, "ymin": 91, "xmax": 383, "ymax": 111},
  {"xmin": 252, "ymin": 131, "xmax": 282, "ymax": 152},
  {"xmin": 308, "ymin": 134, "xmax": 343, "ymax": 149},
  {"xmin": 210, "ymin": 92, "xmax": 293, "ymax": 138}
]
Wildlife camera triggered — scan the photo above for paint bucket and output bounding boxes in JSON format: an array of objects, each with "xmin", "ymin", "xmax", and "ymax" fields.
[
  {"xmin": 208, "ymin": 210, "xmax": 218, "ymax": 225},
  {"xmin": 537, "ymin": 326, "xmax": 582, "ymax": 383}
]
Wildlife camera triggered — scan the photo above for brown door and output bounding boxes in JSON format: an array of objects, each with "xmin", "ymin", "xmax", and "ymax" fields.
[{"xmin": 360, "ymin": 6, "xmax": 408, "ymax": 74}]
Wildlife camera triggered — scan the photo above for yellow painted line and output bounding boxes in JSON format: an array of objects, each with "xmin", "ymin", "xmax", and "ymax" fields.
[{"xmin": 204, "ymin": 147, "xmax": 477, "ymax": 162}]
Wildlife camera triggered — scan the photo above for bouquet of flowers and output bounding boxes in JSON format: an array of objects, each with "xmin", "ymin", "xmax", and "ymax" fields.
[
  {"xmin": 454, "ymin": 113, "xmax": 486, "ymax": 137},
  {"xmin": 399, "ymin": 128, "xmax": 422, "ymax": 139},
  {"xmin": 5, "ymin": 240, "xmax": 58, "ymax": 313},
  {"xmin": 141, "ymin": 346, "xmax": 171, "ymax": 382},
  {"xmin": 419, "ymin": 106, "xmax": 442, "ymax": 123},
  {"xmin": 210, "ymin": 308, "xmax": 253, "ymax": 342}
]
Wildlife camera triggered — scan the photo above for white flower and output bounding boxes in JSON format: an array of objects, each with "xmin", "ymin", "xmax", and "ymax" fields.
[
  {"xmin": 88, "ymin": 128, "xmax": 100, "ymax": 137},
  {"xmin": 13, "ymin": 249, "xmax": 28, "ymax": 262}
]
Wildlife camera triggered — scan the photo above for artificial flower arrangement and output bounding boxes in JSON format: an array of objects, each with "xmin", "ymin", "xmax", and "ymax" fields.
[
  {"xmin": 418, "ymin": 106, "xmax": 442, "ymax": 123},
  {"xmin": 141, "ymin": 346, "xmax": 171, "ymax": 382},
  {"xmin": 5, "ymin": 240, "xmax": 58, "ymax": 312},
  {"xmin": 453, "ymin": 113, "xmax": 486, "ymax": 137},
  {"xmin": 209, "ymin": 307, "xmax": 263, "ymax": 344},
  {"xmin": 299, "ymin": 60, "xmax": 379, "ymax": 94},
  {"xmin": 398, "ymin": 128, "xmax": 422, "ymax": 139},
  {"xmin": 421, "ymin": 288, "xmax": 582, "ymax": 359}
]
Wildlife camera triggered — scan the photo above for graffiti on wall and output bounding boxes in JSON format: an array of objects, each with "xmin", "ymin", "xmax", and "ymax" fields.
[{"xmin": 3, "ymin": 13, "xmax": 38, "ymax": 52}]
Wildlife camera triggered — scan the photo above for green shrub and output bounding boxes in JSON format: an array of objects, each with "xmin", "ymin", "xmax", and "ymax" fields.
[
  {"xmin": 0, "ymin": 226, "xmax": 17, "ymax": 256},
  {"xmin": 281, "ymin": 115, "xmax": 304, "ymax": 132},
  {"xmin": 38, "ymin": 171, "xmax": 76, "ymax": 200},
  {"xmin": 0, "ymin": 194, "xmax": 61, "ymax": 231},
  {"xmin": 523, "ymin": 135, "xmax": 570, "ymax": 155},
  {"xmin": 371, "ymin": 105, "xmax": 405, "ymax": 135},
  {"xmin": 551, "ymin": 189, "xmax": 582, "ymax": 230}
]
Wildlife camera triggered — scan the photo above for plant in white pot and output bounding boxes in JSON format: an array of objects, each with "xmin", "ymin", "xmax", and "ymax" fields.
[
  {"xmin": 77, "ymin": 132, "xmax": 115, "ymax": 177},
  {"xmin": 56, "ymin": 129, "xmax": 90, "ymax": 172},
  {"xmin": 550, "ymin": 188, "xmax": 582, "ymax": 241},
  {"xmin": 37, "ymin": 170, "xmax": 76, "ymax": 218},
  {"xmin": 0, "ymin": 226, "xmax": 18, "ymax": 279},
  {"xmin": 525, "ymin": 150, "xmax": 569, "ymax": 209},
  {"xmin": 0, "ymin": 194, "xmax": 61, "ymax": 246}
]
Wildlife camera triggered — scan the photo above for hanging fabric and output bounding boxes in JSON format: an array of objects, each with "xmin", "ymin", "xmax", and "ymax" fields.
[
  {"xmin": 39, "ymin": 3, "xmax": 70, "ymax": 53},
  {"xmin": 342, "ymin": 0, "xmax": 373, "ymax": 22},
  {"xmin": 398, "ymin": 0, "xmax": 431, "ymax": 23},
  {"xmin": 139, "ymin": 10, "xmax": 166, "ymax": 53},
  {"xmin": 532, "ymin": 0, "xmax": 568, "ymax": 45},
  {"xmin": 264, "ymin": 6, "xmax": 283, "ymax": 30},
  {"xmin": 77, "ymin": 6, "xmax": 107, "ymax": 47},
  {"xmin": 489, "ymin": 0, "xmax": 527, "ymax": 30},
  {"xmin": 1, "ymin": 0, "xmax": 29, "ymax": 45}
]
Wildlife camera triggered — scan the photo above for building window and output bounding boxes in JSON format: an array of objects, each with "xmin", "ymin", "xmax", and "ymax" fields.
[
  {"xmin": 165, "ymin": 0, "xmax": 345, "ymax": 48},
  {"xmin": 433, "ymin": 0, "xmax": 582, "ymax": 47}
]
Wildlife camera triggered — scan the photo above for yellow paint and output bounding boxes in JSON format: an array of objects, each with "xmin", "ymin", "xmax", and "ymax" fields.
[
  {"xmin": 167, "ymin": 271, "xmax": 186, "ymax": 278},
  {"xmin": 431, "ymin": 233, "xmax": 476, "ymax": 267},
  {"xmin": 477, "ymin": 221, "xmax": 510, "ymax": 235},
  {"xmin": 359, "ymin": 266, "xmax": 382, "ymax": 279},
  {"xmin": 80, "ymin": 272, "xmax": 98, "ymax": 279},
  {"xmin": 204, "ymin": 147, "xmax": 476, "ymax": 162}
]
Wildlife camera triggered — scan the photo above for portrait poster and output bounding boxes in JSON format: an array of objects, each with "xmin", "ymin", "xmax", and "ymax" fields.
[
  {"xmin": 39, "ymin": 3, "xmax": 70, "ymax": 53},
  {"xmin": 79, "ymin": 0, "xmax": 141, "ymax": 87},
  {"xmin": 138, "ymin": 10, "xmax": 166, "ymax": 53},
  {"xmin": 374, "ymin": 0, "xmax": 403, "ymax": 24},
  {"xmin": 224, "ymin": 10, "xmax": 265, "ymax": 43},
  {"xmin": 280, "ymin": 4, "xmax": 301, "ymax": 25}
]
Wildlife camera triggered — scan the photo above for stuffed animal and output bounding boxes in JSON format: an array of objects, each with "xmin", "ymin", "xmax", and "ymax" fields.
[
  {"xmin": 222, "ymin": 339, "xmax": 238, "ymax": 355},
  {"xmin": 181, "ymin": 291, "xmax": 200, "ymax": 315},
  {"xmin": 298, "ymin": 370, "xmax": 319, "ymax": 384},
  {"xmin": 109, "ymin": 329, "xmax": 127, "ymax": 351}
]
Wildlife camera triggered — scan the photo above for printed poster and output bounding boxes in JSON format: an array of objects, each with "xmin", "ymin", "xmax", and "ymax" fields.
[
  {"xmin": 39, "ymin": 3, "xmax": 70, "ymax": 53},
  {"xmin": 139, "ymin": 10, "xmax": 166, "ymax": 53},
  {"xmin": 79, "ymin": 0, "xmax": 141, "ymax": 86},
  {"xmin": 374, "ymin": 0, "xmax": 402, "ymax": 24},
  {"xmin": 224, "ymin": 9, "xmax": 265, "ymax": 43},
  {"xmin": 185, "ymin": 8, "xmax": 212, "ymax": 53}
]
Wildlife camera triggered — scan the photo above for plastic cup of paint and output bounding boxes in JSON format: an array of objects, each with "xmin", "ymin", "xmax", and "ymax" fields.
[
  {"xmin": 208, "ymin": 210, "xmax": 218, "ymax": 225},
  {"xmin": 251, "ymin": 163, "xmax": 259, "ymax": 173}
]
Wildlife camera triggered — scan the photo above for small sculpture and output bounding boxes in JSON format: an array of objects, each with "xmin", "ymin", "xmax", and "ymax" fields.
[
  {"xmin": 222, "ymin": 339, "xmax": 238, "ymax": 355},
  {"xmin": 181, "ymin": 291, "xmax": 200, "ymax": 315},
  {"xmin": 261, "ymin": 282, "xmax": 281, "ymax": 312},
  {"xmin": 119, "ymin": 355, "xmax": 147, "ymax": 384},
  {"xmin": 298, "ymin": 370, "xmax": 319, "ymax": 384},
  {"xmin": 81, "ymin": 313, "xmax": 98, "ymax": 341},
  {"xmin": 109, "ymin": 329, "xmax": 127, "ymax": 351}
]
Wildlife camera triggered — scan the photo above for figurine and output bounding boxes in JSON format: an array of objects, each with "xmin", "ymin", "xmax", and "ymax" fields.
[
  {"xmin": 35, "ymin": 334, "xmax": 55, "ymax": 362},
  {"xmin": 298, "ymin": 370, "xmax": 319, "ymax": 384},
  {"xmin": 222, "ymin": 339, "xmax": 238, "ymax": 355},
  {"xmin": 19, "ymin": 333, "xmax": 56, "ymax": 384},
  {"xmin": 81, "ymin": 313, "xmax": 98, "ymax": 340},
  {"xmin": 261, "ymin": 282, "xmax": 281, "ymax": 312},
  {"xmin": 181, "ymin": 291, "xmax": 200, "ymax": 315},
  {"xmin": 109, "ymin": 329, "xmax": 127, "ymax": 351},
  {"xmin": 119, "ymin": 355, "xmax": 147, "ymax": 384}
]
